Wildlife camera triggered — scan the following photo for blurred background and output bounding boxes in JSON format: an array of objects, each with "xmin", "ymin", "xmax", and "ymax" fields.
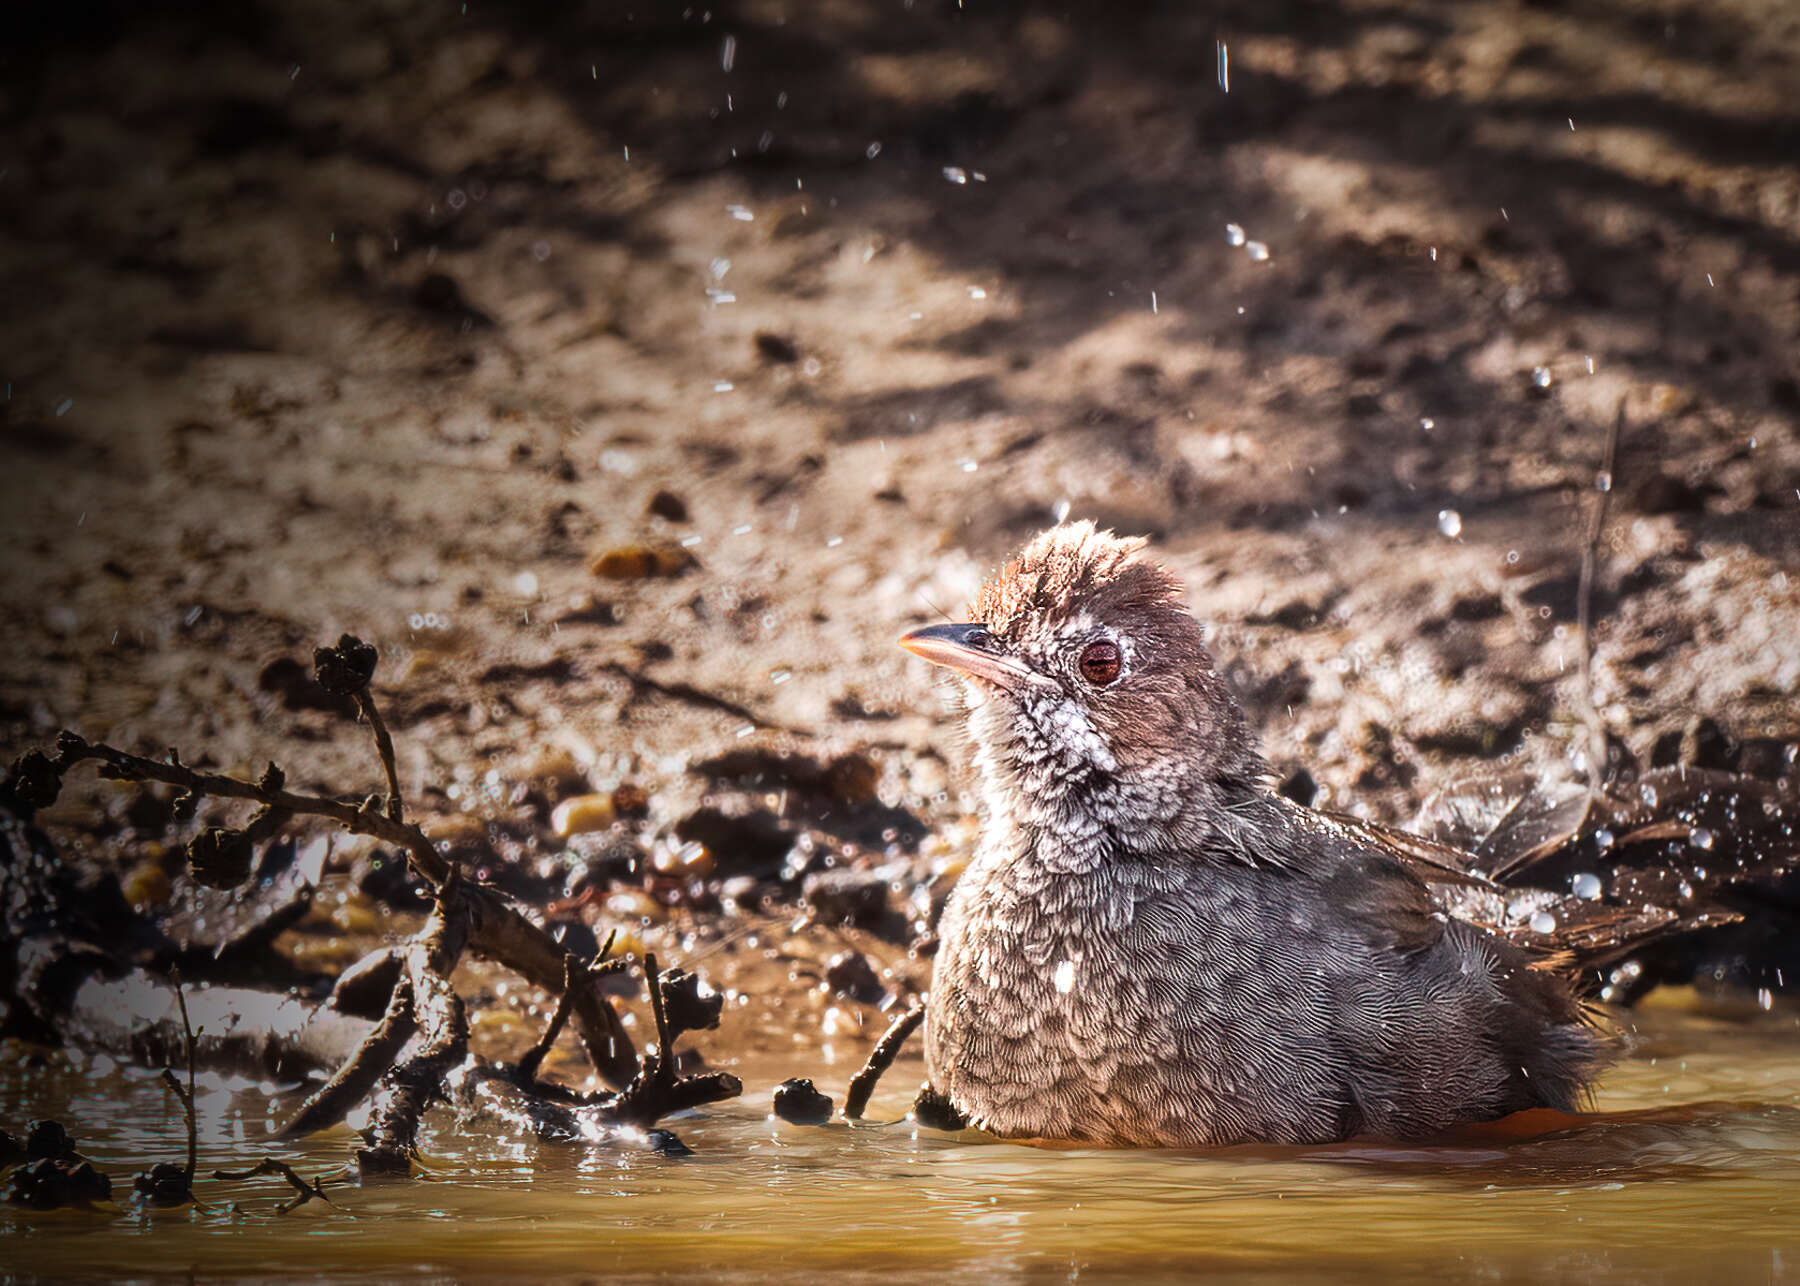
[
  {"xmin": 4, "ymin": 4, "xmax": 1800, "ymax": 1279},
  {"xmin": 2, "ymin": 0, "xmax": 1797, "ymax": 885}
]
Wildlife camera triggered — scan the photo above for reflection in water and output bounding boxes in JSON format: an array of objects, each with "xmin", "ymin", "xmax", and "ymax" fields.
[{"xmin": 3, "ymin": 1002, "xmax": 1799, "ymax": 1283}]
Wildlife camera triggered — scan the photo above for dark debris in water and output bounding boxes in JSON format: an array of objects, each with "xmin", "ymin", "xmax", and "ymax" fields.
[
  {"xmin": 911, "ymin": 1086, "xmax": 968, "ymax": 1132},
  {"xmin": 771, "ymin": 1077, "xmax": 835, "ymax": 1126},
  {"xmin": 4, "ymin": 1156, "xmax": 114, "ymax": 1210}
]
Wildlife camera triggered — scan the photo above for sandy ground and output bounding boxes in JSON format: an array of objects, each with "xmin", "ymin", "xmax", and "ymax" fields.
[{"xmin": 3, "ymin": 1, "xmax": 1799, "ymax": 1045}]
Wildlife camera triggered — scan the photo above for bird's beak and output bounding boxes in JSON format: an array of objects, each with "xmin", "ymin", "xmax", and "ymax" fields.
[{"xmin": 898, "ymin": 623, "xmax": 1035, "ymax": 690}]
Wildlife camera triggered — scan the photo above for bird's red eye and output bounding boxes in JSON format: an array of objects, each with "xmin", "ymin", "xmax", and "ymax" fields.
[{"xmin": 1077, "ymin": 641, "xmax": 1122, "ymax": 686}]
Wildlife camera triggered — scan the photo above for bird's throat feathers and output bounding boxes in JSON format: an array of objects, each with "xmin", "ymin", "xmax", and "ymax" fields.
[{"xmin": 963, "ymin": 676, "xmax": 1267, "ymax": 874}]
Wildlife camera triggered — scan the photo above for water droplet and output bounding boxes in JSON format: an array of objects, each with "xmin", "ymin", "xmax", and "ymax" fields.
[
  {"xmin": 1640, "ymin": 783, "xmax": 1660, "ymax": 809},
  {"xmin": 1677, "ymin": 880, "xmax": 1694, "ymax": 899},
  {"xmin": 1531, "ymin": 365, "xmax": 1554, "ymax": 389},
  {"xmin": 968, "ymin": 286, "xmax": 987, "ymax": 299},
  {"xmin": 1437, "ymin": 509, "xmax": 1463, "ymax": 539},
  {"xmin": 1594, "ymin": 827, "xmax": 1615, "ymax": 850},
  {"xmin": 1571, "ymin": 872, "xmax": 1603, "ymax": 900},
  {"xmin": 1688, "ymin": 827, "xmax": 1715, "ymax": 850},
  {"xmin": 511, "ymin": 571, "xmax": 539, "ymax": 597},
  {"xmin": 727, "ymin": 204, "xmax": 755, "ymax": 222},
  {"xmin": 1758, "ymin": 988, "xmax": 1774, "ymax": 1011},
  {"xmin": 865, "ymin": 141, "xmax": 882, "ymax": 159},
  {"xmin": 1216, "ymin": 40, "xmax": 1229, "ymax": 92},
  {"xmin": 1529, "ymin": 909, "xmax": 1557, "ymax": 934},
  {"xmin": 1225, "ymin": 223, "xmax": 1247, "ymax": 247},
  {"xmin": 1245, "ymin": 241, "xmax": 1270, "ymax": 262},
  {"xmin": 720, "ymin": 33, "xmax": 737, "ymax": 72},
  {"xmin": 942, "ymin": 167, "xmax": 968, "ymax": 185},
  {"xmin": 1420, "ymin": 417, "xmax": 1435, "ymax": 431},
  {"xmin": 1052, "ymin": 960, "xmax": 1077, "ymax": 994},
  {"xmin": 1595, "ymin": 470, "xmax": 1613, "ymax": 492}
]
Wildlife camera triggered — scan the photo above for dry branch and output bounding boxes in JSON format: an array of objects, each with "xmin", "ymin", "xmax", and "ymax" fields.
[
  {"xmin": 45, "ymin": 734, "xmax": 637, "ymax": 1086},
  {"xmin": 212, "ymin": 1159, "xmax": 339, "ymax": 1214},
  {"xmin": 279, "ymin": 977, "xmax": 416, "ymax": 1139},
  {"xmin": 843, "ymin": 1004, "xmax": 924, "ymax": 1120}
]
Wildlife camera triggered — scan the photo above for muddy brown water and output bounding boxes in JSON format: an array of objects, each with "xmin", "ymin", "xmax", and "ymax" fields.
[{"xmin": 5, "ymin": 997, "xmax": 1799, "ymax": 1284}]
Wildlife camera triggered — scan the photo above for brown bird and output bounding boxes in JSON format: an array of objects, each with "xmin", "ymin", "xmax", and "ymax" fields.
[{"xmin": 898, "ymin": 522, "xmax": 1793, "ymax": 1147}]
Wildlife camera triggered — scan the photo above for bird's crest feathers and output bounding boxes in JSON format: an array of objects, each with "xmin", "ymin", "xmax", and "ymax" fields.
[{"xmin": 971, "ymin": 522, "xmax": 1184, "ymax": 635}]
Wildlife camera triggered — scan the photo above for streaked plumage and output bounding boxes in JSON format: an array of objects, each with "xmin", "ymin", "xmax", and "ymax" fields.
[{"xmin": 904, "ymin": 523, "xmax": 1605, "ymax": 1146}]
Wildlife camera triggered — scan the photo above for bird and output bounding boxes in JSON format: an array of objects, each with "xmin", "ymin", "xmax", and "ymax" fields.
[{"xmin": 897, "ymin": 522, "xmax": 1797, "ymax": 1147}]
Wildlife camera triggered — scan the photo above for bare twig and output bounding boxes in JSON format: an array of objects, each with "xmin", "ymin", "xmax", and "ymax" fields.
[
  {"xmin": 518, "ymin": 930, "xmax": 618, "ymax": 1083},
  {"xmin": 1575, "ymin": 397, "xmax": 1626, "ymax": 793},
  {"xmin": 61, "ymin": 736, "xmax": 445, "ymax": 881},
  {"xmin": 211, "ymin": 1159, "xmax": 340, "ymax": 1214},
  {"xmin": 844, "ymin": 1003, "xmax": 924, "ymax": 1120},
  {"xmin": 169, "ymin": 967, "xmax": 197, "ymax": 1184},
  {"xmin": 136, "ymin": 967, "xmax": 204, "ymax": 1208},
  {"xmin": 351, "ymin": 689, "xmax": 403, "ymax": 823},
  {"xmin": 643, "ymin": 949, "xmax": 677, "ymax": 1091}
]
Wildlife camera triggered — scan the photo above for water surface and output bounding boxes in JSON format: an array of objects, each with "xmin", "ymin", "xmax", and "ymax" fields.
[{"xmin": 5, "ymin": 997, "xmax": 1799, "ymax": 1283}]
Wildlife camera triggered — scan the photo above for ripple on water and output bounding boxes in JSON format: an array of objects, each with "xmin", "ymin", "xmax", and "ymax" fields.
[{"xmin": 4, "ymin": 1003, "xmax": 1800, "ymax": 1282}]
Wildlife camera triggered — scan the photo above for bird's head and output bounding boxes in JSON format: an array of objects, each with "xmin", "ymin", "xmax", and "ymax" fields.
[{"xmin": 901, "ymin": 523, "xmax": 1264, "ymax": 853}]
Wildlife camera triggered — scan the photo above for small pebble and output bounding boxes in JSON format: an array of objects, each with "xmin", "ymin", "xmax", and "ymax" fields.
[
  {"xmin": 552, "ymin": 793, "xmax": 617, "ymax": 838},
  {"xmin": 589, "ymin": 545, "xmax": 692, "ymax": 580}
]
